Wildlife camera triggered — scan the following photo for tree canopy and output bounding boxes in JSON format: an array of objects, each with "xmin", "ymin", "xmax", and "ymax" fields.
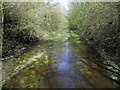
[{"xmin": 68, "ymin": 2, "xmax": 119, "ymax": 58}]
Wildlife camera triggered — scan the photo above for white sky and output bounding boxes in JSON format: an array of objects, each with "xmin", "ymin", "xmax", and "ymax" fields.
[
  {"xmin": 59, "ymin": 0, "xmax": 69, "ymax": 11},
  {"xmin": 44, "ymin": 0, "xmax": 69, "ymax": 11},
  {"xmin": 43, "ymin": 0, "xmax": 119, "ymax": 11}
]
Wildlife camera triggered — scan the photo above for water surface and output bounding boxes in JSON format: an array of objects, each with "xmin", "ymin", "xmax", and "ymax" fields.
[{"xmin": 3, "ymin": 37, "xmax": 116, "ymax": 88}]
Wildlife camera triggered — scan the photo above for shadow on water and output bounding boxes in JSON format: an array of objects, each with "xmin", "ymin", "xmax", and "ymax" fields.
[{"xmin": 3, "ymin": 37, "xmax": 117, "ymax": 88}]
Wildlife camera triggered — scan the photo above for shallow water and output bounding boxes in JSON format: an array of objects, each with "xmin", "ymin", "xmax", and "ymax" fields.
[{"xmin": 3, "ymin": 37, "xmax": 117, "ymax": 88}]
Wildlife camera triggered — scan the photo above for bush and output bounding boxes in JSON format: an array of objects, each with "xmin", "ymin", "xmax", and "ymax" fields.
[
  {"xmin": 2, "ymin": 2, "xmax": 65, "ymax": 57},
  {"xmin": 68, "ymin": 2, "xmax": 119, "ymax": 57}
]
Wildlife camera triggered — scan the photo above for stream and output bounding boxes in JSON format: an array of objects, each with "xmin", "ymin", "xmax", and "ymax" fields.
[{"xmin": 2, "ymin": 37, "xmax": 117, "ymax": 88}]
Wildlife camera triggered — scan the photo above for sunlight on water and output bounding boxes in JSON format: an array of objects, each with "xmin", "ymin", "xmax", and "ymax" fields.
[
  {"xmin": 64, "ymin": 41, "xmax": 69, "ymax": 63},
  {"xmin": 58, "ymin": 41, "xmax": 70, "ymax": 75},
  {"xmin": 58, "ymin": 42, "xmax": 73, "ymax": 75},
  {"xmin": 58, "ymin": 51, "xmax": 69, "ymax": 75},
  {"xmin": 64, "ymin": 49, "xmax": 69, "ymax": 63},
  {"xmin": 57, "ymin": 41, "xmax": 80, "ymax": 88}
]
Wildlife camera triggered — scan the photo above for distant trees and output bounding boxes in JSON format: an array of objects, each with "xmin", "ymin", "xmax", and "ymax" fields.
[
  {"xmin": 68, "ymin": 2, "xmax": 119, "ymax": 58},
  {"xmin": 2, "ymin": 1, "xmax": 65, "ymax": 57},
  {"xmin": 3, "ymin": 2, "xmax": 64, "ymax": 41}
]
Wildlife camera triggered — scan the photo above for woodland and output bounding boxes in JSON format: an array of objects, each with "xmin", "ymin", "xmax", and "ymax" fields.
[{"xmin": 0, "ymin": 1, "xmax": 120, "ymax": 88}]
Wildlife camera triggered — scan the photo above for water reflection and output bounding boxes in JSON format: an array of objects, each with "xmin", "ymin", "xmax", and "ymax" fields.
[
  {"xmin": 58, "ymin": 42, "xmax": 70, "ymax": 73},
  {"xmin": 3, "ymin": 38, "xmax": 116, "ymax": 88},
  {"xmin": 56, "ymin": 41, "xmax": 79, "ymax": 87},
  {"xmin": 58, "ymin": 42, "xmax": 70, "ymax": 75}
]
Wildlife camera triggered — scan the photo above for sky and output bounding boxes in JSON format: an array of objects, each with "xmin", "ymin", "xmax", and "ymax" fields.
[
  {"xmin": 59, "ymin": 0, "xmax": 69, "ymax": 11},
  {"xmin": 44, "ymin": 0, "xmax": 69, "ymax": 11}
]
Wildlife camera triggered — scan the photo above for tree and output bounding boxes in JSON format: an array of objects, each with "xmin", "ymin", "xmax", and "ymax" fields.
[
  {"xmin": 68, "ymin": 2, "xmax": 119, "ymax": 57},
  {"xmin": 2, "ymin": 1, "xmax": 65, "ymax": 57}
]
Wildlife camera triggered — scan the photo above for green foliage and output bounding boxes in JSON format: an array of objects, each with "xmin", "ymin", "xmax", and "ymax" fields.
[
  {"xmin": 68, "ymin": 2, "xmax": 119, "ymax": 56},
  {"xmin": 69, "ymin": 31, "xmax": 79, "ymax": 37},
  {"xmin": 2, "ymin": 2, "xmax": 65, "ymax": 57},
  {"xmin": 3, "ymin": 2, "xmax": 65, "ymax": 40},
  {"xmin": 3, "ymin": 2, "xmax": 44, "ymax": 42},
  {"xmin": 51, "ymin": 31, "xmax": 69, "ymax": 42}
]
